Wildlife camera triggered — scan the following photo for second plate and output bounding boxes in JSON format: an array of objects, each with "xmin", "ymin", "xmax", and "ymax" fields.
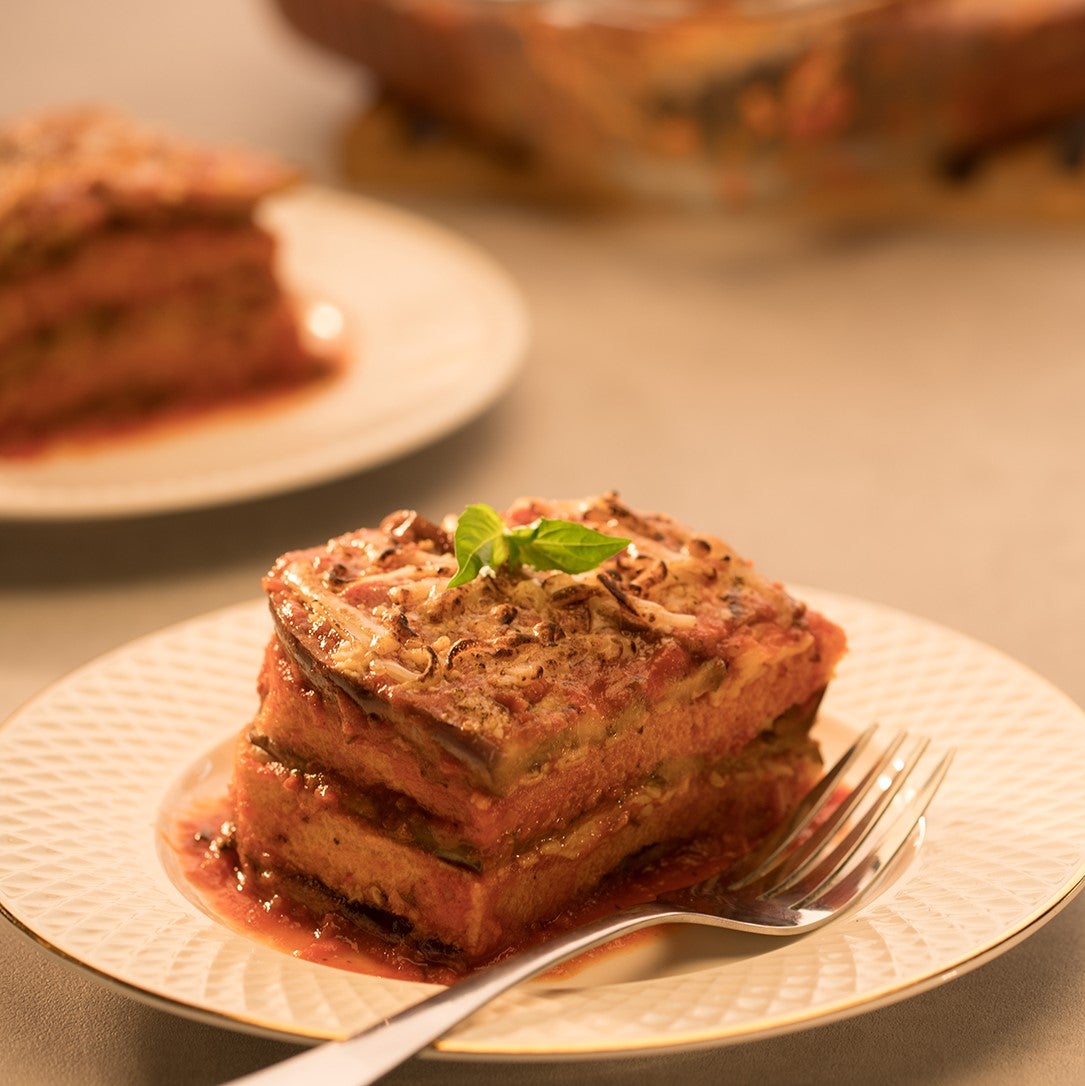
[{"xmin": 0, "ymin": 186, "xmax": 529, "ymax": 520}]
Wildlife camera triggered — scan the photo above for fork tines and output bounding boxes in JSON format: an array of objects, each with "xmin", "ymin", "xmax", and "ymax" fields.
[{"xmin": 727, "ymin": 726, "xmax": 954, "ymax": 911}]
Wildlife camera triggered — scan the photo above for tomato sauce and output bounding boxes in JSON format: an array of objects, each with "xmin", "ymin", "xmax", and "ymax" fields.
[
  {"xmin": 168, "ymin": 792, "xmax": 774, "ymax": 989},
  {"xmin": 172, "ymin": 799, "xmax": 451, "ymax": 984}
]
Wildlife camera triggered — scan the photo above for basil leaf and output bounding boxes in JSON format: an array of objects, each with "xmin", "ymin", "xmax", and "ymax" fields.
[
  {"xmin": 447, "ymin": 504, "xmax": 630, "ymax": 587},
  {"xmin": 510, "ymin": 518, "xmax": 630, "ymax": 574},
  {"xmin": 447, "ymin": 503, "xmax": 507, "ymax": 587}
]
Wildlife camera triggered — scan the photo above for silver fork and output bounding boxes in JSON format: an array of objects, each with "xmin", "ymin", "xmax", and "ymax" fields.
[{"xmin": 232, "ymin": 727, "xmax": 952, "ymax": 1086}]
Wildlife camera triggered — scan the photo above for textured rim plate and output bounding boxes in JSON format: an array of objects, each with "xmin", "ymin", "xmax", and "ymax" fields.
[
  {"xmin": 0, "ymin": 186, "xmax": 528, "ymax": 520},
  {"xmin": 1, "ymin": 589, "xmax": 1084, "ymax": 1057}
]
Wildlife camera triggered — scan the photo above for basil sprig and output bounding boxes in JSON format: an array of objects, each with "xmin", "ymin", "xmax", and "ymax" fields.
[{"xmin": 447, "ymin": 503, "xmax": 630, "ymax": 588}]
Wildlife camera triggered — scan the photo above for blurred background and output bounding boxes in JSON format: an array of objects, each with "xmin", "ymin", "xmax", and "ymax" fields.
[
  {"xmin": 1, "ymin": 2, "xmax": 1084, "ymax": 1084},
  {"xmin": 2, "ymin": 0, "xmax": 1082, "ymax": 705}
]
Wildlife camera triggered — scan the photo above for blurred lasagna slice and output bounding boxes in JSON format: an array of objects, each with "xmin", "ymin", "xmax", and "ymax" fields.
[
  {"xmin": 230, "ymin": 493, "xmax": 847, "ymax": 971},
  {"xmin": 0, "ymin": 107, "xmax": 324, "ymax": 455}
]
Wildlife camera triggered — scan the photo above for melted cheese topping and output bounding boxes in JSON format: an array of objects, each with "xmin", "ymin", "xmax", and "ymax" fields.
[{"xmin": 264, "ymin": 494, "xmax": 813, "ymax": 754}]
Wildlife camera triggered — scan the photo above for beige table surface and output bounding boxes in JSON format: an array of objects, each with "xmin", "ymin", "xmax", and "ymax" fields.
[{"xmin": 2, "ymin": 2, "xmax": 1084, "ymax": 1083}]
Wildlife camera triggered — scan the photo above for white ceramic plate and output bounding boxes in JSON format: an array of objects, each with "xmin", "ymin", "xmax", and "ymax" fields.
[
  {"xmin": 1, "ymin": 589, "xmax": 1084, "ymax": 1055},
  {"xmin": 0, "ymin": 186, "xmax": 528, "ymax": 520}
]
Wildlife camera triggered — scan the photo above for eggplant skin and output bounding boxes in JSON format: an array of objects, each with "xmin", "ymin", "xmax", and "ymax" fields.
[
  {"xmin": 261, "ymin": 493, "xmax": 846, "ymax": 788},
  {"xmin": 233, "ymin": 494, "xmax": 846, "ymax": 967}
]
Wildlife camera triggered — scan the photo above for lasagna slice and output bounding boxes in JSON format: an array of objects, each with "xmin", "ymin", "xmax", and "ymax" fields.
[
  {"xmin": 230, "ymin": 494, "xmax": 847, "ymax": 970},
  {"xmin": 0, "ymin": 107, "xmax": 325, "ymax": 455}
]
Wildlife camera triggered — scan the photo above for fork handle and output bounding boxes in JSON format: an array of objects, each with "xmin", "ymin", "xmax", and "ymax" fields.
[{"xmin": 230, "ymin": 903, "xmax": 679, "ymax": 1086}]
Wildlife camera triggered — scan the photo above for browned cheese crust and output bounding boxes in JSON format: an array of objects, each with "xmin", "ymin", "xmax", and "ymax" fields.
[{"xmin": 231, "ymin": 494, "xmax": 847, "ymax": 967}]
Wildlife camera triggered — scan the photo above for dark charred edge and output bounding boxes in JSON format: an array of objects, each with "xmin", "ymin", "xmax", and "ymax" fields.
[
  {"xmin": 240, "ymin": 862, "xmax": 468, "ymax": 973},
  {"xmin": 246, "ymin": 731, "xmax": 485, "ymax": 873},
  {"xmin": 268, "ymin": 610, "xmax": 391, "ymax": 719},
  {"xmin": 596, "ymin": 570, "xmax": 638, "ymax": 613},
  {"xmin": 595, "ymin": 570, "xmax": 662, "ymax": 635},
  {"xmin": 267, "ymin": 614, "xmax": 506, "ymax": 782}
]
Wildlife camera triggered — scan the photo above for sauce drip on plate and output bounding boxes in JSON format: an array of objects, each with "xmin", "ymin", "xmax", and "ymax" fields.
[{"xmin": 168, "ymin": 791, "xmax": 777, "ymax": 987}]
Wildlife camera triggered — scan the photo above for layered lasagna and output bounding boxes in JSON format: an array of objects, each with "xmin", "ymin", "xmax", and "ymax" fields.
[
  {"xmin": 0, "ymin": 107, "xmax": 325, "ymax": 455},
  {"xmin": 230, "ymin": 494, "xmax": 847, "ymax": 970}
]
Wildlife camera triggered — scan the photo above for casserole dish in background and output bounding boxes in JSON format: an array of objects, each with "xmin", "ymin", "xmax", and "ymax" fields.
[{"xmin": 272, "ymin": 0, "xmax": 1085, "ymax": 213}]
